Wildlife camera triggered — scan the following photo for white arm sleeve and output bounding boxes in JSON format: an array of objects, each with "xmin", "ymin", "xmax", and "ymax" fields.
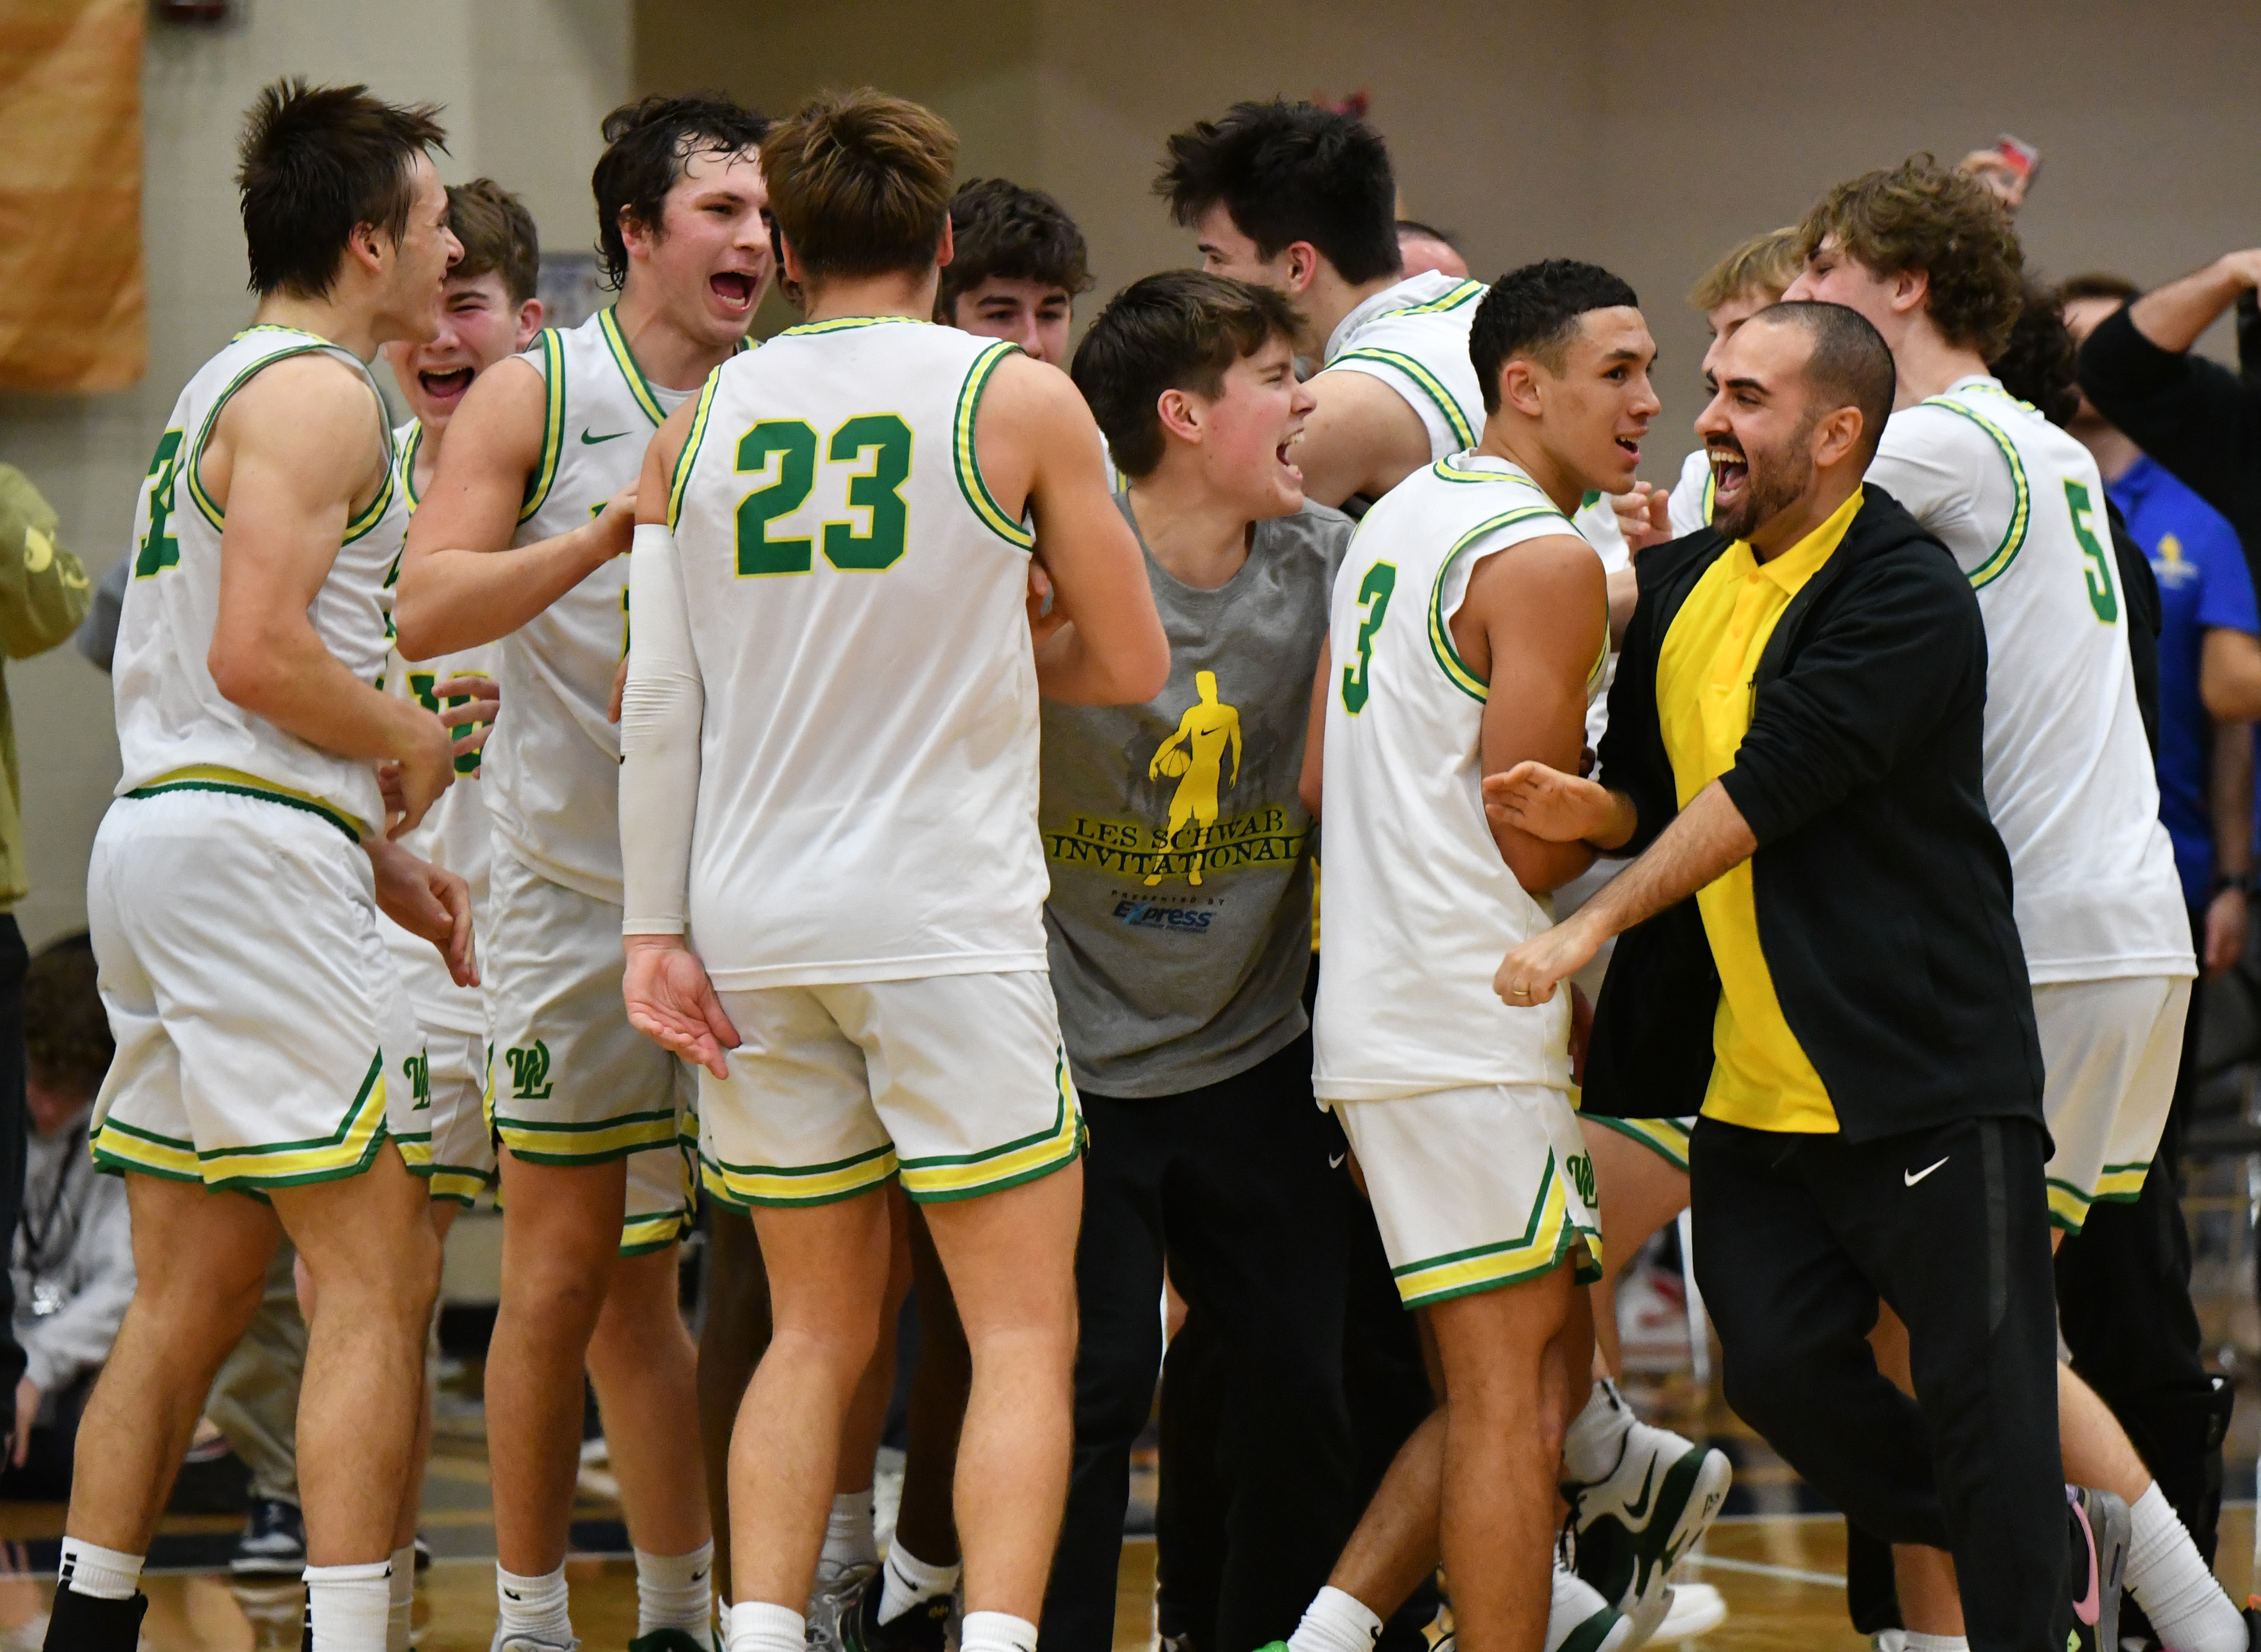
[{"xmin": 620, "ymin": 522, "xmax": 703, "ymax": 936}]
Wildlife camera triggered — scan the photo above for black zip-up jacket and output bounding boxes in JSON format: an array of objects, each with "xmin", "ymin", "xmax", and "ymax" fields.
[{"xmin": 1581, "ymin": 487, "xmax": 2046, "ymax": 1144}]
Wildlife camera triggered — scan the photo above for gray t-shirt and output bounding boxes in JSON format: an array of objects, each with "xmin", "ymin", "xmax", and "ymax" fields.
[{"xmin": 1041, "ymin": 494, "xmax": 1353, "ymax": 1097}]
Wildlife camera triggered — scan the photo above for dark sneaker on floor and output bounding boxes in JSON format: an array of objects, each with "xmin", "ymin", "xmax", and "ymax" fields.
[
  {"xmin": 627, "ymin": 1633, "xmax": 710, "ymax": 1652},
  {"xmin": 2065, "ymin": 1483, "xmax": 2129, "ymax": 1652},
  {"xmin": 413, "ymin": 1534, "xmax": 432, "ymax": 1572},
  {"xmin": 230, "ymin": 1497, "xmax": 307, "ymax": 1578},
  {"xmin": 839, "ymin": 1572, "xmax": 951, "ymax": 1652}
]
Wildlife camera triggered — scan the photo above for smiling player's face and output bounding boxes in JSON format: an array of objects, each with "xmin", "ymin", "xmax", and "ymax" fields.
[
  {"xmin": 631, "ymin": 146, "xmax": 773, "ymax": 348},
  {"xmin": 1539, "ymin": 307, "xmax": 1660, "ymax": 497}
]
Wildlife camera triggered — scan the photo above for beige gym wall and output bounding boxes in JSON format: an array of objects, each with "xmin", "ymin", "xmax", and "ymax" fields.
[
  {"xmin": 0, "ymin": 0, "xmax": 631, "ymax": 947},
  {"xmin": 639, "ymin": 0, "xmax": 2261, "ymax": 393}
]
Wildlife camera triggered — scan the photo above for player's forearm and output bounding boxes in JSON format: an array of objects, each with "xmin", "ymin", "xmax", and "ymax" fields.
[
  {"xmin": 211, "ymin": 620, "xmax": 438, "ymax": 768},
  {"xmin": 2131, "ymin": 258, "xmax": 2258, "ymax": 356},
  {"xmin": 1502, "ymin": 835, "xmax": 1597, "ymax": 896},
  {"xmin": 1033, "ymin": 618, "xmax": 1170, "ymax": 706},
  {"xmin": 395, "ymin": 526, "xmax": 616, "ymax": 659},
  {"xmin": 1579, "ymin": 780, "xmax": 1755, "ymax": 941},
  {"xmin": 2211, "ymin": 720, "xmax": 2254, "ymax": 877}
]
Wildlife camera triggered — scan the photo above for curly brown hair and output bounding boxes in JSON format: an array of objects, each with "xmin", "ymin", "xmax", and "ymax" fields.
[{"xmin": 1799, "ymin": 155, "xmax": 2024, "ymax": 359}]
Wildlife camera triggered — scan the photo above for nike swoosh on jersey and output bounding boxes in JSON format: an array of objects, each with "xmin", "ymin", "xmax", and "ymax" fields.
[
  {"xmin": 580, "ymin": 428, "xmax": 630, "ymax": 444},
  {"xmin": 1903, "ymin": 1156, "xmax": 1949, "ymax": 1187}
]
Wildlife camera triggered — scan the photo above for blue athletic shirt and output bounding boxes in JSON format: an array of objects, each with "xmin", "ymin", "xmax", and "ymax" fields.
[{"xmin": 2110, "ymin": 454, "xmax": 2256, "ymax": 904}]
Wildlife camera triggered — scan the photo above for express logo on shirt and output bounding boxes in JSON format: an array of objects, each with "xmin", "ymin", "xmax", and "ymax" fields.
[{"xmin": 1112, "ymin": 900, "xmax": 1215, "ymax": 933}]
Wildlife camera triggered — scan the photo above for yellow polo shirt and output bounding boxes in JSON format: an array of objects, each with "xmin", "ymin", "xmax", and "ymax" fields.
[{"xmin": 1655, "ymin": 488, "xmax": 1863, "ymax": 1133}]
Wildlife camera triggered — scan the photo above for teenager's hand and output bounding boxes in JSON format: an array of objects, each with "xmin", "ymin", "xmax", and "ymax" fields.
[
  {"xmin": 623, "ymin": 935, "xmax": 740, "ymax": 1079},
  {"xmin": 1613, "ymin": 482, "xmax": 1673, "ymax": 553},
  {"xmin": 435, "ymin": 673, "xmax": 499, "ymax": 762},
  {"xmin": 1485, "ymin": 760, "xmax": 1619, "ymax": 843},
  {"xmin": 368, "ymin": 839, "xmax": 477, "ymax": 987},
  {"xmin": 385, "ymin": 708, "xmax": 456, "ymax": 837},
  {"xmin": 1025, "ymin": 555, "xmax": 1070, "ymax": 647}
]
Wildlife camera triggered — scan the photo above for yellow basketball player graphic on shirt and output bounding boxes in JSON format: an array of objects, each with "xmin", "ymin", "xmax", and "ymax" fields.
[{"xmin": 1146, "ymin": 670, "xmax": 1242, "ymax": 887}]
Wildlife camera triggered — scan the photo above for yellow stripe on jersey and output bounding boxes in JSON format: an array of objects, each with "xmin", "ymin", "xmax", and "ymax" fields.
[
  {"xmin": 1702, "ymin": 466, "xmax": 1717, "ymax": 525},
  {"xmin": 1921, "ymin": 395, "xmax": 2031, "ymax": 589},
  {"xmin": 668, "ymin": 368, "xmax": 724, "ymax": 532},
  {"xmin": 519, "ymin": 328, "xmax": 566, "ymax": 524},
  {"xmin": 896, "ymin": 1052, "xmax": 1083, "ymax": 1203},
  {"xmin": 1426, "ymin": 506, "xmax": 1571, "ymax": 702},
  {"xmin": 342, "ymin": 456, "xmax": 397, "ymax": 545},
  {"xmin": 1383, "ymin": 279, "xmax": 1487, "ymax": 317},
  {"xmin": 184, "ymin": 341, "xmax": 347, "ymax": 531},
  {"xmin": 701, "ymin": 1140, "xmax": 901, "ymax": 1209},
  {"xmin": 1390, "ymin": 1150, "xmax": 1604, "ymax": 1307},
  {"xmin": 780, "ymin": 315, "xmax": 923, "ymax": 338},
  {"xmin": 954, "ymin": 340, "xmax": 1037, "ymax": 550},
  {"xmin": 1327, "ymin": 347, "xmax": 1478, "ymax": 451},
  {"xmin": 599, "ymin": 306, "xmax": 671, "ymax": 428},
  {"xmin": 397, "ymin": 421, "xmax": 425, "ymax": 513},
  {"xmin": 126, "ymin": 763, "xmax": 370, "ymax": 843},
  {"xmin": 1432, "ymin": 454, "xmax": 1551, "ymax": 493}
]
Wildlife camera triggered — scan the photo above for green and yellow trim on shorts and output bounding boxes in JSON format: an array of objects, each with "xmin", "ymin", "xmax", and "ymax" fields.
[
  {"xmin": 125, "ymin": 765, "xmax": 368, "ymax": 845},
  {"xmin": 1585, "ymin": 1115, "xmax": 1693, "ymax": 1172},
  {"xmin": 2047, "ymin": 1161, "xmax": 2153, "ymax": 1233},
  {"xmin": 1390, "ymin": 1148, "xmax": 1605, "ymax": 1309},
  {"xmin": 486, "ymin": 1106, "xmax": 680, "ymax": 1168},
  {"xmin": 622, "ymin": 1135, "xmax": 701, "ymax": 1255},
  {"xmin": 93, "ymin": 1052, "xmax": 395, "ymax": 1192}
]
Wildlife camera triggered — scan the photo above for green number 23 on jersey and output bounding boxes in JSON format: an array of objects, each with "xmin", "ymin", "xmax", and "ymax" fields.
[
  {"xmin": 733, "ymin": 413, "xmax": 911, "ymax": 577},
  {"xmin": 1340, "ymin": 561, "xmax": 1397, "ymax": 714},
  {"xmin": 135, "ymin": 428, "xmax": 185, "ymax": 578}
]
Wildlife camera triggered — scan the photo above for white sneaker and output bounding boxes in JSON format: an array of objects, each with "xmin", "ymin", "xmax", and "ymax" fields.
[
  {"xmin": 492, "ymin": 1636, "xmax": 579, "ymax": 1652},
  {"xmin": 1654, "ymin": 1581, "xmax": 1727, "ymax": 1641},
  {"xmin": 1547, "ymin": 1560, "xmax": 1634, "ymax": 1652},
  {"xmin": 1563, "ymin": 1414, "xmax": 1731, "ymax": 1640}
]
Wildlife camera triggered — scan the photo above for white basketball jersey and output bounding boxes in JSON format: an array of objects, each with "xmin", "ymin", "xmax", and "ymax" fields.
[
  {"xmin": 485, "ymin": 308, "xmax": 695, "ymax": 905},
  {"xmin": 1868, "ymin": 376, "xmax": 2192, "ymax": 984},
  {"xmin": 1666, "ymin": 448, "xmax": 1716, "ymax": 537},
  {"xmin": 1313, "ymin": 453, "xmax": 1602, "ymax": 1100},
  {"xmin": 114, "ymin": 325, "xmax": 399, "ymax": 840},
  {"xmin": 379, "ymin": 421, "xmax": 496, "ymax": 1033},
  {"xmin": 1317, "ymin": 273, "xmax": 1489, "ymax": 464},
  {"xmin": 664, "ymin": 316, "xmax": 1049, "ymax": 988}
]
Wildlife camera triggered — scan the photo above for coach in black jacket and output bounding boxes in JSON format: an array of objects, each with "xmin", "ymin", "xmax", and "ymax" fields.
[{"xmin": 1489, "ymin": 303, "xmax": 2101, "ymax": 1652}]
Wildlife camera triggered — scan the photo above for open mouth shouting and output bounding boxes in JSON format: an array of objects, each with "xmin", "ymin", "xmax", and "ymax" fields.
[
  {"xmin": 1708, "ymin": 438, "xmax": 1750, "ymax": 506},
  {"xmin": 1277, "ymin": 430, "xmax": 1305, "ymax": 483},
  {"xmin": 417, "ymin": 366, "xmax": 476, "ymax": 409},
  {"xmin": 709, "ymin": 269, "xmax": 758, "ymax": 313}
]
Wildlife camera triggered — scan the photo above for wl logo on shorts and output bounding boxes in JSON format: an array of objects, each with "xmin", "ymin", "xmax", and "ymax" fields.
[
  {"xmin": 1566, "ymin": 1151, "xmax": 1597, "ymax": 1207},
  {"xmin": 505, "ymin": 1040, "xmax": 555, "ymax": 1101},
  {"xmin": 401, "ymin": 1050, "xmax": 432, "ymax": 1112}
]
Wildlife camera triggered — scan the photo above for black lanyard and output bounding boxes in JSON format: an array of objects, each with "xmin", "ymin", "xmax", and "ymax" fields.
[{"xmin": 18, "ymin": 1121, "xmax": 88, "ymax": 1274}]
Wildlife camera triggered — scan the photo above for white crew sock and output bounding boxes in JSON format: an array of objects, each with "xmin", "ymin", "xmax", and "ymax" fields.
[
  {"xmin": 1902, "ymin": 1635, "xmax": 1967, "ymax": 1652},
  {"xmin": 386, "ymin": 1545, "xmax": 415, "ymax": 1652},
  {"xmin": 724, "ymin": 1600, "xmax": 805, "ymax": 1652},
  {"xmin": 637, "ymin": 1541, "xmax": 716, "ymax": 1646},
  {"xmin": 305, "ymin": 1559, "xmax": 392, "ymax": 1652},
  {"xmin": 2125, "ymin": 1480, "xmax": 2246, "ymax": 1652},
  {"xmin": 56, "ymin": 1537, "xmax": 143, "ymax": 1602},
  {"xmin": 823, "ymin": 1491, "xmax": 879, "ymax": 1573},
  {"xmin": 1287, "ymin": 1585, "xmax": 1383, "ymax": 1652},
  {"xmin": 497, "ymin": 1562, "xmax": 573, "ymax": 1645},
  {"xmin": 878, "ymin": 1542, "xmax": 961, "ymax": 1625},
  {"xmin": 1560, "ymin": 1379, "xmax": 1636, "ymax": 1484},
  {"xmin": 960, "ymin": 1610, "xmax": 1039, "ymax": 1652}
]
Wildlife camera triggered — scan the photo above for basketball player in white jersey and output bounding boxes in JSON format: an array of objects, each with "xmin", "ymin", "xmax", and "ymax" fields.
[
  {"xmin": 614, "ymin": 88, "xmax": 1166, "ymax": 1652},
  {"xmin": 1157, "ymin": 100, "xmax": 1487, "ymax": 508},
  {"xmin": 397, "ymin": 95, "xmax": 773, "ymax": 1652},
  {"xmin": 56, "ymin": 81, "xmax": 468, "ymax": 1652},
  {"xmin": 1281, "ymin": 260, "xmax": 1698, "ymax": 1652},
  {"xmin": 1785, "ymin": 158, "xmax": 2240, "ymax": 1652}
]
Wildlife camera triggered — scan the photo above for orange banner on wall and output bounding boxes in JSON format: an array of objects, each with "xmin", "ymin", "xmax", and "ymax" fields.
[{"xmin": 0, "ymin": 0, "xmax": 146, "ymax": 392}]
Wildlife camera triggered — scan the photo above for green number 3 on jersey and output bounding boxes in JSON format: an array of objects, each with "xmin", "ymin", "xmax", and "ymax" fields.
[
  {"xmin": 135, "ymin": 427, "xmax": 184, "ymax": 578},
  {"xmin": 1340, "ymin": 561, "xmax": 1397, "ymax": 714},
  {"xmin": 2064, "ymin": 479, "xmax": 2118, "ymax": 625},
  {"xmin": 734, "ymin": 413, "xmax": 912, "ymax": 577}
]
